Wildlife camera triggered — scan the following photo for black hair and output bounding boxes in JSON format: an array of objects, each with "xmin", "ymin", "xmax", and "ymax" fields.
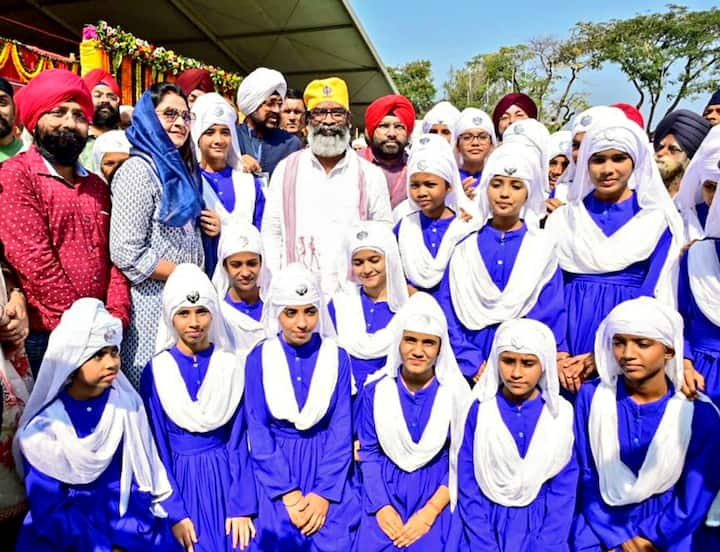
[
  {"xmin": 285, "ymin": 88, "xmax": 304, "ymax": 101},
  {"xmin": 147, "ymin": 82, "xmax": 195, "ymax": 171}
]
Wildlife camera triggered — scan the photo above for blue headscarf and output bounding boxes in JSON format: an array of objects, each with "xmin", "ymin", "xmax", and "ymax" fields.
[{"xmin": 126, "ymin": 90, "xmax": 202, "ymax": 227}]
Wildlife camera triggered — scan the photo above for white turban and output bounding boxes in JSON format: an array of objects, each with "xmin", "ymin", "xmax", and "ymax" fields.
[
  {"xmin": 572, "ymin": 106, "xmax": 625, "ymax": 137},
  {"xmin": 236, "ymin": 67, "xmax": 287, "ymax": 116},
  {"xmin": 453, "ymin": 107, "xmax": 496, "ymax": 145},
  {"xmin": 91, "ymin": 130, "xmax": 130, "ymax": 178},
  {"xmin": 191, "ymin": 92, "xmax": 242, "ymax": 168},
  {"xmin": 548, "ymin": 130, "xmax": 572, "ymax": 164},
  {"xmin": 502, "ymin": 118, "xmax": 551, "ymax": 172},
  {"xmin": 421, "ymin": 101, "xmax": 461, "ymax": 139},
  {"xmin": 211, "ymin": 221, "xmax": 268, "ymax": 297}
]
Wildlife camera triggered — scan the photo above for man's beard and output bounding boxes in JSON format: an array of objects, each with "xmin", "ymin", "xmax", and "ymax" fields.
[
  {"xmin": 0, "ymin": 114, "xmax": 13, "ymax": 140},
  {"xmin": 307, "ymin": 124, "xmax": 350, "ymax": 157},
  {"xmin": 250, "ymin": 110, "xmax": 279, "ymax": 131},
  {"xmin": 370, "ymin": 137, "xmax": 406, "ymax": 162},
  {"xmin": 34, "ymin": 127, "xmax": 87, "ymax": 167},
  {"xmin": 656, "ymin": 156, "xmax": 687, "ymax": 189},
  {"xmin": 92, "ymin": 103, "xmax": 121, "ymax": 129}
]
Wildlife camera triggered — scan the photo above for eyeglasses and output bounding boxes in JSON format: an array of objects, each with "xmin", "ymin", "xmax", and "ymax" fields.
[
  {"xmin": 309, "ymin": 108, "xmax": 347, "ymax": 122},
  {"xmin": 156, "ymin": 108, "xmax": 195, "ymax": 124},
  {"xmin": 459, "ymin": 132, "xmax": 491, "ymax": 144}
]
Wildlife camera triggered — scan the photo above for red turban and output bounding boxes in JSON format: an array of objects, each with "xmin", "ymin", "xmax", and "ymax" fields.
[
  {"xmin": 611, "ymin": 102, "xmax": 645, "ymax": 129},
  {"xmin": 82, "ymin": 68, "xmax": 120, "ymax": 97},
  {"xmin": 365, "ymin": 94, "xmax": 416, "ymax": 137},
  {"xmin": 15, "ymin": 69, "xmax": 94, "ymax": 133},
  {"xmin": 492, "ymin": 92, "xmax": 538, "ymax": 132},
  {"xmin": 176, "ymin": 69, "xmax": 214, "ymax": 95}
]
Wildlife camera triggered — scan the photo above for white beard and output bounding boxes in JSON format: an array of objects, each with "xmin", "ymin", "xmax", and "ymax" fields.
[{"xmin": 308, "ymin": 126, "xmax": 350, "ymax": 158}]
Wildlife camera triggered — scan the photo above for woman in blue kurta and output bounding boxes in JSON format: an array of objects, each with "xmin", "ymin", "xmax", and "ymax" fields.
[
  {"xmin": 191, "ymin": 93, "xmax": 265, "ymax": 275},
  {"xmin": 573, "ymin": 297, "xmax": 720, "ymax": 551},
  {"xmin": 245, "ymin": 263, "xmax": 359, "ymax": 551},
  {"xmin": 437, "ymin": 141, "xmax": 568, "ymax": 382},
  {"xmin": 14, "ymin": 298, "xmax": 175, "ymax": 551},
  {"xmin": 141, "ymin": 263, "xmax": 256, "ymax": 551},
  {"xmin": 211, "ymin": 221, "xmax": 270, "ymax": 353},
  {"xmin": 394, "ymin": 133, "xmax": 479, "ymax": 296},
  {"xmin": 356, "ymin": 292, "xmax": 469, "ymax": 551},
  {"xmin": 450, "ymin": 318, "xmax": 577, "ymax": 551},
  {"xmin": 546, "ymin": 113, "xmax": 683, "ymax": 389}
]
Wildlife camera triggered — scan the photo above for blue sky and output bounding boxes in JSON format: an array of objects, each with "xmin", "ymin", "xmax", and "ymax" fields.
[{"xmin": 349, "ymin": 0, "xmax": 718, "ymax": 124}]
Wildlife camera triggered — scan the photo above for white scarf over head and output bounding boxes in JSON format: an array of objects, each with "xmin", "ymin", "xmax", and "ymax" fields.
[
  {"xmin": 590, "ymin": 297, "xmax": 694, "ymax": 507},
  {"xmin": 453, "ymin": 107, "xmax": 496, "ymax": 166},
  {"xmin": 191, "ymin": 92, "xmax": 242, "ymax": 169},
  {"xmin": 153, "ymin": 264, "xmax": 245, "ymax": 433},
  {"xmin": 675, "ymin": 124, "xmax": 720, "ymax": 241},
  {"xmin": 451, "ymin": 143, "xmax": 558, "ymax": 330},
  {"xmin": 399, "ymin": 133, "xmax": 480, "ymax": 288},
  {"xmin": 211, "ymin": 222, "xmax": 270, "ymax": 351},
  {"xmin": 547, "ymin": 130, "xmax": 573, "ymax": 199},
  {"xmin": 260, "ymin": 263, "xmax": 339, "ymax": 430},
  {"xmin": 236, "ymin": 67, "xmax": 287, "ymax": 116},
  {"xmin": 333, "ymin": 221, "xmax": 409, "ymax": 361},
  {"xmin": 459, "ymin": 319, "xmax": 574, "ymax": 507},
  {"xmin": 14, "ymin": 298, "xmax": 172, "ymax": 517},
  {"xmin": 92, "ymin": 129, "xmax": 130, "ymax": 177},
  {"xmin": 502, "ymin": 118, "xmax": 551, "ymax": 177},
  {"xmin": 372, "ymin": 293, "xmax": 469, "ymax": 486},
  {"xmin": 421, "ymin": 101, "xmax": 461, "ymax": 140},
  {"xmin": 545, "ymin": 115, "xmax": 683, "ymax": 307}
]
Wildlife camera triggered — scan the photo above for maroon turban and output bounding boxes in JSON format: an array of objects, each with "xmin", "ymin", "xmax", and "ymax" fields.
[
  {"xmin": 176, "ymin": 69, "xmax": 214, "ymax": 96},
  {"xmin": 15, "ymin": 69, "xmax": 94, "ymax": 133},
  {"xmin": 611, "ymin": 102, "xmax": 645, "ymax": 129},
  {"xmin": 365, "ymin": 94, "xmax": 416, "ymax": 137},
  {"xmin": 492, "ymin": 92, "xmax": 538, "ymax": 133},
  {"xmin": 82, "ymin": 68, "xmax": 120, "ymax": 97}
]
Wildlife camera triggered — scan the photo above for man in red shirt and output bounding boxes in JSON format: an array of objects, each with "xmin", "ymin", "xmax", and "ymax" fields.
[{"xmin": 0, "ymin": 69, "xmax": 129, "ymax": 375}]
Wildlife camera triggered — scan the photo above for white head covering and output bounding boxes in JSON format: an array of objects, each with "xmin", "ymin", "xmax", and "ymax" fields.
[
  {"xmin": 502, "ymin": 118, "xmax": 551, "ymax": 173},
  {"xmin": 572, "ymin": 106, "xmax": 625, "ymax": 138},
  {"xmin": 191, "ymin": 92, "xmax": 242, "ymax": 169},
  {"xmin": 91, "ymin": 129, "xmax": 130, "ymax": 177},
  {"xmin": 547, "ymin": 130, "xmax": 573, "ymax": 199},
  {"xmin": 155, "ymin": 263, "xmax": 236, "ymax": 354},
  {"xmin": 421, "ymin": 101, "xmax": 461, "ymax": 140},
  {"xmin": 236, "ymin": 67, "xmax": 287, "ymax": 116},
  {"xmin": 457, "ymin": 319, "xmax": 574, "ymax": 507},
  {"xmin": 14, "ymin": 298, "xmax": 172, "ymax": 516},
  {"xmin": 453, "ymin": 108, "xmax": 497, "ymax": 166},
  {"xmin": 589, "ymin": 297, "xmax": 697, "ymax": 507},
  {"xmin": 675, "ymin": 124, "xmax": 720, "ymax": 241}
]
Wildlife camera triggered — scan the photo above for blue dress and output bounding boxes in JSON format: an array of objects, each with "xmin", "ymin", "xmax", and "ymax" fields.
[
  {"xmin": 245, "ymin": 334, "xmax": 359, "ymax": 551},
  {"xmin": 355, "ymin": 376, "xmax": 452, "ymax": 551},
  {"xmin": 573, "ymin": 378, "xmax": 720, "ymax": 551},
  {"xmin": 140, "ymin": 345, "xmax": 256, "ymax": 552},
  {"xmin": 16, "ymin": 388, "xmax": 175, "ymax": 551},
  {"xmin": 437, "ymin": 223, "xmax": 568, "ymax": 378},
  {"xmin": 679, "ymin": 241, "xmax": 720, "ymax": 404},
  {"xmin": 563, "ymin": 193, "xmax": 672, "ymax": 355},
  {"xmin": 450, "ymin": 393, "xmax": 578, "ymax": 551},
  {"xmin": 225, "ymin": 291, "xmax": 264, "ymax": 322}
]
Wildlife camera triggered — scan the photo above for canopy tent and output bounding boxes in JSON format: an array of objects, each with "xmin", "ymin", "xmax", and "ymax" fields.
[{"xmin": 0, "ymin": 0, "xmax": 397, "ymax": 128}]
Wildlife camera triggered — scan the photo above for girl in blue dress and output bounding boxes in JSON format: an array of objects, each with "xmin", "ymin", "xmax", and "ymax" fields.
[{"xmin": 141, "ymin": 263, "xmax": 256, "ymax": 551}]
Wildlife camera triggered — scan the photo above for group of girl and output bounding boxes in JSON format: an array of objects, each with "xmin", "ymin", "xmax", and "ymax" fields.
[{"xmin": 9, "ymin": 94, "xmax": 720, "ymax": 552}]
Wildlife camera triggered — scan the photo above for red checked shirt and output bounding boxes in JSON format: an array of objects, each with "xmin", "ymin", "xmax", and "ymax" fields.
[{"xmin": 0, "ymin": 145, "xmax": 130, "ymax": 331}]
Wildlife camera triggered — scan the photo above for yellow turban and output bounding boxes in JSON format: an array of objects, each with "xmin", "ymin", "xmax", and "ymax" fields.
[{"xmin": 304, "ymin": 77, "xmax": 349, "ymax": 111}]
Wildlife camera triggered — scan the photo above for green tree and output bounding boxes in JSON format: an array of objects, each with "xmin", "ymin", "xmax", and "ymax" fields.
[
  {"xmin": 388, "ymin": 60, "xmax": 437, "ymax": 117},
  {"xmin": 572, "ymin": 4, "xmax": 720, "ymax": 131}
]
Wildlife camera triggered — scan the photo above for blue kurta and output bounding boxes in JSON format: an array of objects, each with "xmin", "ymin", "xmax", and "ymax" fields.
[
  {"xmin": 356, "ymin": 375, "xmax": 452, "ymax": 551},
  {"xmin": 16, "ymin": 388, "xmax": 175, "ymax": 552},
  {"xmin": 437, "ymin": 223, "xmax": 568, "ymax": 378},
  {"xmin": 679, "ymin": 241, "xmax": 720, "ymax": 404},
  {"xmin": 225, "ymin": 291, "xmax": 264, "ymax": 322},
  {"xmin": 245, "ymin": 333, "xmax": 359, "ymax": 551},
  {"xmin": 236, "ymin": 123, "xmax": 303, "ymax": 176},
  {"xmin": 450, "ymin": 392, "xmax": 578, "ymax": 551},
  {"xmin": 573, "ymin": 378, "xmax": 720, "ymax": 551},
  {"xmin": 459, "ymin": 168, "xmax": 481, "ymax": 189},
  {"xmin": 563, "ymin": 192, "xmax": 673, "ymax": 355},
  {"xmin": 140, "ymin": 344, "xmax": 256, "ymax": 552}
]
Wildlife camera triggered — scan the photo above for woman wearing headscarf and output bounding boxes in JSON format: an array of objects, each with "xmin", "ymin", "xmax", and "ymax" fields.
[
  {"xmin": 244, "ymin": 264, "xmax": 359, "ymax": 551},
  {"xmin": 211, "ymin": 222, "xmax": 270, "ymax": 353},
  {"xmin": 394, "ymin": 133, "xmax": 479, "ymax": 296},
  {"xmin": 110, "ymin": 82, "xmax": 204, "ymax": 387},
  {"xmin": 436, "ymin": 142, "xmax": 568, "ymax": 383},
  {"xmin": 452, "ymin": 108, "xmax": 496, "ymax": 199},
  {"xmin": 14, "ymin": 298, "xmax": 174, "ymax": 551},
  {"xmin": 355, "ymin": 292, "xmax": 469, "ymax": 551},
  {"xmin": 140, "ymin": 264, "xmax": 256, "ymax": 552},
  {"xmin": 546, "ymin": 130, "xmax": 572, "ymax": 213},
  {"xmin": 545, "ymin": 114, "xmax": 684, "ymax": 392},
  {"xmin": 450, "ymin": 318, "xmax": 577, "ymax": 550},
  {"xmin": 573, "ymin": 297, "xmax": 720, "ymax": 550},
  {"xmin": 191, "ymin": 92, "xmax": 265, "ymax": 276}
]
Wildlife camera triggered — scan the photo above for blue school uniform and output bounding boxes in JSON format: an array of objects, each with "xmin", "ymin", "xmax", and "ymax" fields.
[
  {"xmin": 573, "ymin": 378, "xmax": 720, "ymax": 551},
  {"xmin": 450, "ymin": 393, "xmax": 578, "ymax": 551},
  {"xmin": 225, "ymin": 291, "xmax": 264, "ymax": 322},
  {"xmin": 355, "ymin": 376, "xmax": 452, "ymax": 551},
  {"xmin": 16, "ymin": 388, "xmax": 175, "ymax": 551},
  {"xmin": 563, "ymin": 193, "xmax": 672, "ymax": 356},
  {"xmin": 245, "ymin": 334, "xmax": 359, "ymax": 551},
  {"xmin": 140, "ymin": 345, "xmax": 256, "ymax": 552},
  {"xmin": 437, "ymin": 223, "xmax": 568, "ymax": 378},
  {"xmin": 459, "ymin": 168, "xmax": 481, "ymax": 189}
]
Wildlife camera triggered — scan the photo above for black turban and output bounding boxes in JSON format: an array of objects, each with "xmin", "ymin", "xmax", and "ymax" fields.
[{"xmin": 653, "ymin": 109, "xmax": 711, "ymax": 159}]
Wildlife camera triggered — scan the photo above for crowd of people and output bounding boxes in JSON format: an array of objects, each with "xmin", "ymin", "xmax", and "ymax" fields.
[{"xmin": 0, "ymin": 58, "xmax": 718, "ymax": 552}]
